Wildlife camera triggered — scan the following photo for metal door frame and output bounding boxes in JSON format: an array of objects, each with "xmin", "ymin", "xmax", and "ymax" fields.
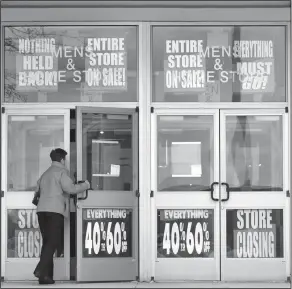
[
  {"xmin": 1, "ymin": 107, "xmax": 71, "ymax": 281},
  {"xmin": 150, "ymin": 107, "xmax": 290, "ymax": 282}
]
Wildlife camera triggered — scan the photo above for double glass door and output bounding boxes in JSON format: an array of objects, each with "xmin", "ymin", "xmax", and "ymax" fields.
[
  {"xmin": 152, "ymin": 108, "xmax": 289, "ymax": 281},
  {"xmin": 1, "ymin": 106, "xmax": 138, "ymax": 282}
]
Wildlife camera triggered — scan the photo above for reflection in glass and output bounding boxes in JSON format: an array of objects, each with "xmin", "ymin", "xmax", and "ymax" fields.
[
  {"xmin": 157, "ymin": 115, "xmax": 213, "ymax": 191},
  {"xmin": 226, "ymin": 115, "xmax": 283, "ymax": 191},
  {"xmin": 7, "ymin": 115, "xmax": 64, "ymax": 191},
  {"xmin": 82, "ymin": 113, "xmax": 133, "ymax": 191},
  {"xmin": 152, "ymin": 26, "xmax": 285, "ymax": 102}
]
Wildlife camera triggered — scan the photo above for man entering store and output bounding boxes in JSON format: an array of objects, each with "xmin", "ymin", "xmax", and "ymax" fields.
[{"xmin": 33, "ymin": 148, "xmax": 90, "ymax": 285}]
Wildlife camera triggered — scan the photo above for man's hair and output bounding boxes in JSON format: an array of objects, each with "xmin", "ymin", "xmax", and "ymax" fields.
[{"xmin": 50, "ymin": 148, "xmax": 67, "ymax": 162}]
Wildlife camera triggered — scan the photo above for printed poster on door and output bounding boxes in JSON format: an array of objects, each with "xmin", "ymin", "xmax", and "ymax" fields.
[
  {"xmin": 7, "ymin": 209, "xmax": 64, "ymax": 258},
  {"xmin": 226, "ymin": 209, "xmax": 283, "ymax": 258},
  {"xmin": 83, "ymin": 208, "xmax": 132, "ymax": 258},
  {"xmin": 157, "ymin": 209, "xmax": 214, "ymax": 258}
]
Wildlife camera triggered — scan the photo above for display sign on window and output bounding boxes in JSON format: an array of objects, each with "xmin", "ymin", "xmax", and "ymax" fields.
[
  {"xmin": 83, "ymin": 208, "xmax": 132, "ymax": 258},
  {"xmin": 164, "ymin": 39, "xmax": 275, "ymax": 94},
  {"xmin": 157, "ymin": 209, "xmax": 214, "ymax": 258},
  {"xmin": 15, "ymin": 37, "xmax": 127, "ymax": 92},
  {"xmin": 16, "ymin": 39, "xmax": 59, "ymax": 92},
  {"xmin": 7, "ymin": 209, "xmax": 64, "ymax": 258},
  {"xmin": 226, "ymin": 209, "xmax": 284, "ymax": 258}
]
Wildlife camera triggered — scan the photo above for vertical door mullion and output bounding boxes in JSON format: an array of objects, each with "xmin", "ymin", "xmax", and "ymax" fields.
[
  {"xmin": 132, "ymin": 111, "xmax": 139, "ymax": 269},
  {"xmin": 283, "ymin": 111, "xmax": 290, "ymax": 278},
  {"xmin": 76, "ymin": 107, "xmax": 83, "ymax": 281},
  {"xmin": 1, "ymin": 112, "xmax": 7, "ymax": 278},
  {"xmin": 63, "ymin": 110, "xmax": 71, "ymax": 280},
  {"xmin": 150, "ymin": 112, "xmax": 157, "ymax": 276},
  {"xmin": 219, "ymin": 110, "xmax": 227, "ymax": 281},
  {"xmin": 213, "ymin": 109, "xmax": 221, "ymax": 281}
]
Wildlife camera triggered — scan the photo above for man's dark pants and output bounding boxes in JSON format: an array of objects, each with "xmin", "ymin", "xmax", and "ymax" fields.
[{"xmin": 34, "ymin": 212, "xmax": 64, "ymax": 279}]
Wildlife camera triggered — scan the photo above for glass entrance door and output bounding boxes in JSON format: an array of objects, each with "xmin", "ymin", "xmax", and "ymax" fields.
[
  {"xmin": 152, "ymin": 108, "xmax": 289, "ymax": 282},
  {"xmin": 75, "ymin": 107, "xmax": 138, "ymax": 282},
  {"xmin": 1, "ymin": 108, "xmax": 70, "ymax": 281},
  {"xmin": 220, "ymin": 109, "xmax": 288, "ymax": 281},
  {"xmin": 151, "ymin": 109, "xmax": 221, "ymax": 281}
]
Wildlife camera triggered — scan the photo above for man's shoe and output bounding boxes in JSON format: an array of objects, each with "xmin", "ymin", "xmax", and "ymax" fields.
[{"xmin": 38, "ymin": 276, "xmax": 55, "ymax": 285}]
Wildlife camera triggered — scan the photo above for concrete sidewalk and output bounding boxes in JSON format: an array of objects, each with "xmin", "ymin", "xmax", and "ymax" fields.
[{"xmin": 1, "ymin": 281, "xmax": 290, "ymax": 288}]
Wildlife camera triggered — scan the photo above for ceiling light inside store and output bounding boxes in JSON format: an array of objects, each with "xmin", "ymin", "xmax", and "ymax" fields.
[
  {"xmin": 10, "ymin": 116, "xmax": 36, "ymax": 122},
  {"xmin": 160, "ymin": 116, "xmax": 184, "ymax": 122},
  {"xmin": 107, "ymin": 115, "xmax": 129, "ymax": 120}
]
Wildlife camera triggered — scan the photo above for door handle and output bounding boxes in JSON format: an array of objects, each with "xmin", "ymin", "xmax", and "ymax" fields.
[
  {"xmin": 77, "ymin": 188, "xmax": 93, "ymax": 201},
  {"xmin": 210, "ymin": 182, "xmax": 219, "ymax": 201},
  {"xmin": 77, "ymin": 190, "xmax": 88, "ymax": 201},
  {"xmin": 76, "ymin": 180, "xmax": 91, "ymax": 201},
  {"xmin": 221, "ymin": 182, "xmax": 230, "ymax": 202}
]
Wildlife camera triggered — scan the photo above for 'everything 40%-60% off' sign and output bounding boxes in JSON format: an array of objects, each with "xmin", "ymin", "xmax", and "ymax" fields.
[
  {"xmin": 157, "ymin": 209, "xmax": 214, "ymax": 258},
  {"xmin": 83, "ymin": 208, "xmax": 132, "ymax": 258}
]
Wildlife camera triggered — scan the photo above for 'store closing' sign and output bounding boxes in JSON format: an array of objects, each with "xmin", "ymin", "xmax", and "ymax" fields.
[
  {"xmin": 226, "ymin": 209, "xmax": 283, "ymax": 259},
  {"xmin": 7, "ymin": 209, "xmax": 63, "ymax": 258}
]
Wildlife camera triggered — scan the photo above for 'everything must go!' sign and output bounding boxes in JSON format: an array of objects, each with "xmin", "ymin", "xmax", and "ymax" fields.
[
  {"xmin": 16, "ymin": 37, "xmax": 127, "ymax": 92},
  {"xmin": 83, "ymin": 208, "xmax": 132, "ymax": 258},
  {"xmin": 164, "ymin": 40, "xmax": 275, "ymax": 93}
]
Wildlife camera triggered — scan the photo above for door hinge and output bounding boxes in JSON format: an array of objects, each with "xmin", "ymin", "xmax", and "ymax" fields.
[
  {"xmin": 286, "ymin": 190, "xmax": 290, "ymax": 197},
  {"xmin": 151, "ymin": 276, "xmax": 155, "ymax": 282},
  {"xmin": 285, "ymin": 107, "xmax": 288, "ymax": 113},
  {"xmin": 287, "ymin": 276, "xmax": 291, "ymax": 283},
  {"xmin": 135, "ymin": 190, "xmax": 140, "ymax": 198},
  {"xmin": 1, "ymin": 107, "xmax": 5, "ymax": 114},
  {"xmin": 135, "ymin": 106, "xmax": 139, "ymax": 113},
  {"xmin": 1, "ymin": 191, "xmax": 4, "ymax": 198},
  {"xmin": 151, "ymin": 107, "xmax": 154, "ymax": 113},
  {"xmin": 150, "ymin": 190, "xmax": 154, "ymax": 198}
]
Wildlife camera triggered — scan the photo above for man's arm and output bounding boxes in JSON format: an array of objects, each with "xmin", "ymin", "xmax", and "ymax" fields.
[{"xmin": 60, "ymin": 170, "xmax": 90, "ymax": 194}]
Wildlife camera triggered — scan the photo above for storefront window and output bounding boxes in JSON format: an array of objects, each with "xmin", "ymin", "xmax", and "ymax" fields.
[
  {"xmin": 4, "ymin": 26, "xmax": 137, "ymax": 103},
  {"xmin": 226, "ymin": 115, "xmax": 283, "ymax": 191},
  {"xmin": 152, "ymin": 26, "xmax": 286, "ymax": 102},
  {"xmin": 7, "ymin": 115, "xmax": 64, "ymax": 191},
  {"xmin": 157, "ymin": 115, "xmax": 214, "ymax": 191}
]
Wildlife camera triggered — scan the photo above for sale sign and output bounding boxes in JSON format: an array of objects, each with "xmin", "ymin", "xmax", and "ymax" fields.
[
  {"xmin": 7, "ymin": 209, "xmax": 63, "ymax": 258},
  {"xmin": 82, "ymin": 208, "xmax": 132, "ymax": 258},
  {"xmin": 163, "ymin": 39, "xmax": 275, "ymax": 95},
  {"xmin": 157, "ymin": 209, "xmax": 214, "ymax": 258},
  {"xmin": 226, "ymin": 209, "xmax": 283, "ymax": 258}
]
